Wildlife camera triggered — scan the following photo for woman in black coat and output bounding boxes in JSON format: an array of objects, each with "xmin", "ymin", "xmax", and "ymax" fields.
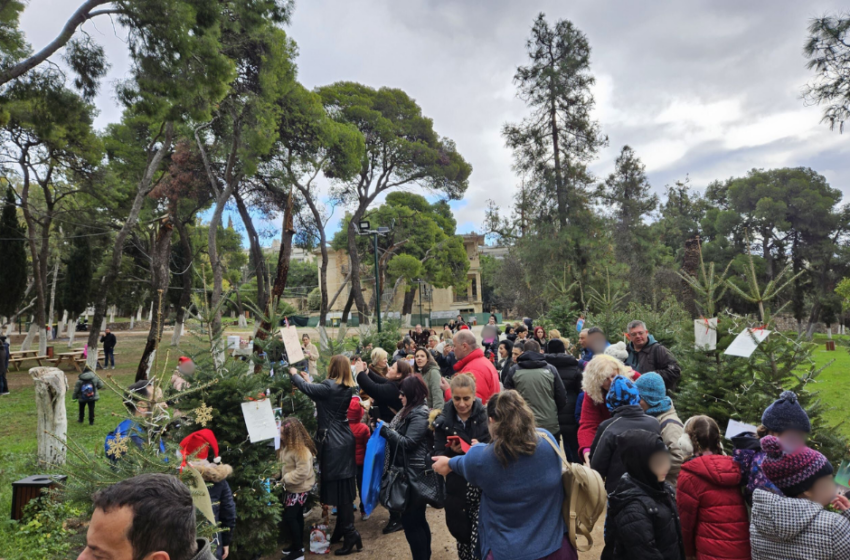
[
  {"xmin": 544, "ymin": 338, "xmax": 582, "ymax": 462},
  {"xmin": 290, "ymin": 356, "xmax": 362, "ymax": 556},
  {"xmin": 432, "ymin": 374, "xmax": 491, "ymax": 560},
  {"xmin": 381, "ymin": 376, "xmax": 434, "ymax": 560},
  {"xmin": 605, "ymin": 429, "xmax": 684, "ymax": 560},
  {"xmin": 356, "ymin": 359, "xmax": 412, "ymax": 425}
]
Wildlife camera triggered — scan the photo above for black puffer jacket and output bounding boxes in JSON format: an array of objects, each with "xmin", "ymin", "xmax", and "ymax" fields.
[
  {"xmin": 292, "ymin": 375, "xmax": 355, "ymax": 481},
  {"xmin": 433, "ymin": 399, "xmax": 490, "ymax": 544},
  {"xmin": 356, "ymin": 370, "xmax": 402, "ymax": 424},
  {"xmin": 544, "ymin": 353, "xmax": 582, "ymax": 428},
  {"xmin": 590, "ymin": 405, "xmax": 660, "ymax": 494},
  {"xmin": 606, "ymin": 473, "xmax": 685, "ymax": 560}
]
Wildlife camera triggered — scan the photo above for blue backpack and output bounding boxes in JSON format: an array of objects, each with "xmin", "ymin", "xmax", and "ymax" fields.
[
  {"xmin": 80, "ymin": 381, "xmax": 95, "ymax": 402},
  {"xmin": 105, "ymin": 419, "xmax": 165, "ymax": 460}
]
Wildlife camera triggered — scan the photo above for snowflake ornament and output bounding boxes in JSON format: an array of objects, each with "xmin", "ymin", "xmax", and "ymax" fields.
[
  {"xmin": 194, "ymin": 402, "xmax": 213, "ymax": 427},
  {"xmin": 106, "ymin": 435, "xmax": 130, "ymax": 458}
]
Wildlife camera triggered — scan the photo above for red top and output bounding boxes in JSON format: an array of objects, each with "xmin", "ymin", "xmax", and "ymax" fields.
[
  {"xmin": 577, "ymin": 396, "xmax": 610, "ymax": 455},
  {"xmin": 677, "ymin": 455, "xmax": 751, "ymax": 560},
  {"xmin": 453, "ymin": 348, "xmax": 500, "ymax": 404},
  {"xmin": 347, "ymin": 397, "xmax": 371, "ymax": 466}
]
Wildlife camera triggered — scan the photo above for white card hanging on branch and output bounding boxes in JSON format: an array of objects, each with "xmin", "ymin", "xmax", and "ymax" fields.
[
  {"xmin": 241, "ymin": 398, "xmax": 278, "ymax": 443},
  {"xmin": 724, "ymin": 327, "xmax": 770, "ymax": 358}
]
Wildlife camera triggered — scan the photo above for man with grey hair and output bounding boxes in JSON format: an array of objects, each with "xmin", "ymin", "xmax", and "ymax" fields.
[
  {"xmin": 624, "ymin": 319, "xmax": 681, "ymax": 390},
  {"xmin": 452, "ymin": 330, "xmax": 500, "ymax": 403}
]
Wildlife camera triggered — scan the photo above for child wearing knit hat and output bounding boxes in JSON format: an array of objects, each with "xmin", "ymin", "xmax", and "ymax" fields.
[
  {"xmin": 750, "ymin": 436, "xmax": 850, "ymax": 560},
  {"xmin": 732, "ymin": 390, "xmax": 811, "ymax": 505},
  {"xmin": 635, "ymin": 372, "xmax": 686, "ymax": 488}
]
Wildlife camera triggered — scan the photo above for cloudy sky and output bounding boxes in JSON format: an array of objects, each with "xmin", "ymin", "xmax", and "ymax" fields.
[{"xmin": 19, "ymin": 0, "xmax": 850, "ymax": 240}]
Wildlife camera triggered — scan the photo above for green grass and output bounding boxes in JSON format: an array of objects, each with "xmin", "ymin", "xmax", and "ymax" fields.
[
  {"xmin": 0, "ymin": 332, "xmax": 210, "ymax": 559},
  {"xmin": 809, "ymin": 334, "xmax": 850, "ymax": 438}
]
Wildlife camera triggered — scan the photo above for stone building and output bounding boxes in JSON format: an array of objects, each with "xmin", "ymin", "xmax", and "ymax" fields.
[{"xmin": 322, "ymin": 233, "xmax": 485, "ymax": 324}]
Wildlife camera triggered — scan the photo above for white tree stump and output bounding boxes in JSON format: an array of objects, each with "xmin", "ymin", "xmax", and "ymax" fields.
[
  {"xmin": 237, "ymin": 314, "xmax": 247, "ymax": 327},
  {"xmin": 30, "ymin": 367, "xmax": 68, "ymax": 467}
]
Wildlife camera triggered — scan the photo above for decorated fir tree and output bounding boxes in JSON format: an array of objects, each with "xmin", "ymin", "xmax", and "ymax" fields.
[{"xmin": 677, "ymin": 247, "xmax": 847, "ymax": 463}]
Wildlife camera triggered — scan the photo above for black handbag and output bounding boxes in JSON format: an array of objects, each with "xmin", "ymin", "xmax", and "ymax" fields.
[
  {"xmin": 380, "ymin": 442, "xmax": 410, "ymax": 513},
  {"xmin": 409, "ymin": 461, "xmax": 446, "ymax": 509}
]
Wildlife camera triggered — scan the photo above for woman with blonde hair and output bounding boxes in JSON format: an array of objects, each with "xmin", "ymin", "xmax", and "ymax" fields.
[
  {"xmin": 290, "ymin": 356, "xmax": 361, "ymax": 555},
  {"xmin": 277, "ymin": 417, "xmax": 317, "ymax": 560},
  {"xmin": 369, "ymin": 347, "xmax": 389, "ymax": 377},
  {"xmin": 433, "ymin": 390, "xmax": 575, "ymax": 560},
  {"xmin": 578, "ymin": 354, "xmax": 638, "ymax": 465}
]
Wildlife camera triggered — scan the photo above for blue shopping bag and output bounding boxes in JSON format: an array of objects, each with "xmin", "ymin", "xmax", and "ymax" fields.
[{"xmin": 361, "ymin": 422, "xmax": 387, "ymax": 516}]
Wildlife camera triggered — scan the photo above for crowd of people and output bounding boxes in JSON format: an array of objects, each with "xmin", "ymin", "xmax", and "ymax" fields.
[{"xmin": 77, "ymin": 315, "xmax": 850, "ymax": 560}]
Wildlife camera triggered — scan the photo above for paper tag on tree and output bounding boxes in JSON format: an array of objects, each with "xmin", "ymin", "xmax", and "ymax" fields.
[
  {"xmin": 724, "ymin": 328, "xmax": 771, "ymax": 358},
  {"xmin": 241, "ymin": 399, "xmax": 278, "ymax": 443},
  {"xmin": 282, "ymin": 325, "xmax": 305, "ymax": 364},
  {"xmin": 725, "ymin": 419, "xmax": 758, "ymax": 440},
  {"xmin": 694, "ymin": 318, "xmax": 718, "ymax": 351}
]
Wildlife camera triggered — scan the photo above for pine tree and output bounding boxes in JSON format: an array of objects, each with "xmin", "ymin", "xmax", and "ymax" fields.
[
  {"xmin": 0, "ymin": 185, "xmax": 27, "ymax": 317},
  {"xmin": 62, "ymin": 232, "xmax": 93, "ymax": 321}
]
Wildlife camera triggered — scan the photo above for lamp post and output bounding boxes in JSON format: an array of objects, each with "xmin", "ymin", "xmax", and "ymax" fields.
[{"xmin": 357, "ymin": 220, "xmax": 391, "ymax": 333}]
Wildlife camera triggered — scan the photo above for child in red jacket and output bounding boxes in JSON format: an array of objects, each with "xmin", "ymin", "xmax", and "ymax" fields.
[
  {"xmin": 677, "ymin": 415, "xmax": 750, "ymax": 560},
  {"xmin": 348, "ymin": 396, "xmax": 371, "ymax": 520}
]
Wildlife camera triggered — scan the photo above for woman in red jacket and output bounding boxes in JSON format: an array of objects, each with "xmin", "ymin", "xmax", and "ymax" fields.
[
  {"xmin": 577, "ymin": 354, "xmax": 637, "ymax": 464},
  {"xmin": 676, "ymin": 415, "xmax": 750, "ymax": 560}
]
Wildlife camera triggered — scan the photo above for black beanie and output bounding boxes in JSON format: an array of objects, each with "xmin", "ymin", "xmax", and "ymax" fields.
[{"xmin": 547, "ymin": 339, "xmax": 566, "ymax": 354}]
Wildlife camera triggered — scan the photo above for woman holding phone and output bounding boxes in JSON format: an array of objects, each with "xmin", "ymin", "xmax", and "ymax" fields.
[{"xmin": 432, "ymin": 374, "xmax": 491, "ymax": 560}]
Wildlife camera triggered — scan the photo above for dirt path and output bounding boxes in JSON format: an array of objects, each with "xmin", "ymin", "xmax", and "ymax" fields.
[{"xmin": 263, "ymin": 506, "xmax": 605, "ymax": 560}]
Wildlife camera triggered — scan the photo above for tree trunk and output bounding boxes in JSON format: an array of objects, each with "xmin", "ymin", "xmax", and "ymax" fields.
[
  {"xmin": 680, "ymin": 236, "xmax": 700, "ymax": 318},
  {"xmin": 30, "ymin": 366, "xmax": 67, "ymax": 467},
  {"xmin": 58, "ymin": 309, "xmax": 68, "ymax": 338},
  {"xmin": 550, "ymin": 99, "xmax": 567, "ymax": 229},
  {"xmin": 148, "ymin": 302, "xmax": 153, "ymax": 322},
  {"xmin": 109, "ymin": 305, "xmax": 115, "ymax": 324},
  {"xmin": 68, "ymin": 317, "xmax": 77, "ymax": 347},
  {"xmin": 402, "ymin": 286, "xmax": 417, "ymax": 316},
  {"xmin": 295, "ymin": 185, "xmax": 330, "ymax": 326},
  {"xmin": 86, "ymin": 121, "xmax": 174, "ymax": 370},
  {"xmin": 253, "ymin": 193, "xmax": 295, "ymax": 371},
  {"xmin": 21, "ymin": 322, "xmax": 38, "ymax": 351},
  {"xmin": 47, "ymin": 254, "xmax": 59, "ymax": 340},
  {"xmin": 136, "ymin": 306, "xmax": 143, "ymax": 321},
  {"xmin": 346, "ymin": 213, "xmax": 370, "ymax": 323},
  {"xmin": 340, "ymin": 290, "xmax": 355, "ymax": 326},
  {"xmin": 136, "ymin": 217, "xmax": 174, "ymax": 381},
  {"xmin": 171, "ymin": 218, "xmax": 194, "ymax": 347},
  {"xmin": 234, "ymin": 190, "xmax": 268, "ymax": 313},
  {"xmin": 130, "ymin": 315, "xmax": 135, "ymax": 330}
]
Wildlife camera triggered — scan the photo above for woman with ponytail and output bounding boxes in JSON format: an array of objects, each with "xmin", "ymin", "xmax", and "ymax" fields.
[{"xmin": 433, "ymin": 390, "xmax": 575, "ymax": 560}]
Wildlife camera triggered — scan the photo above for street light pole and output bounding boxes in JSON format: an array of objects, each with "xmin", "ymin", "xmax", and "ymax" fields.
[
  {"xmin": 358, "ymin": 220, "xmax": 391, "ymax": 334},
  {"xmin": 373, "ymin": 232, "xmax": 381, "ymax": 333}
]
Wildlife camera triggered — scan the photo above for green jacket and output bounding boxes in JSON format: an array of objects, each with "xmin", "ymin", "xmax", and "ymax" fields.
[
  {"xmin": 420, "ymin": 363, "xmax": 445, "ymax": 411},
  {"xmin": 73, "ymin": 369, "xmax": 104, "ymax": 402}
]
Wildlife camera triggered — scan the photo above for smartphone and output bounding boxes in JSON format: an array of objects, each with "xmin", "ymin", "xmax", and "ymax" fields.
[{"xmin": 447, "ymin": 435, "xmax": 461, "ymax": 445}]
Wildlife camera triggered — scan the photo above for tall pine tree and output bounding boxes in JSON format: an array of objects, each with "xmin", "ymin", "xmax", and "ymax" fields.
[
  {"xmin": 0, "ymin": 185, "xmax": 27, "ymax": 317},
  {"xmin": 598, "ymin": 145, "xmax": 659, "ymax": 302}
]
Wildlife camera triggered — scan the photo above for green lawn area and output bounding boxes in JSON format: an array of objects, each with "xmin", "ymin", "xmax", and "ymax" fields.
[
  {"xmin": 0, "ymin": 331, "xmax": 211, "ymax": 559},
  {"xmin": 809, "ymin": 334, "xmax": 850, "ymax": 437}
]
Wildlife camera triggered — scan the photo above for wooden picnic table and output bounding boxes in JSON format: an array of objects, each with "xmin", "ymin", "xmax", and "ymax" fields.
[
  {"xmin": 9, "ymin": 349, "xmax": 48, "ymax": 370},
  {"xmin": 48, "ymin": 351, "xmax": 94, "ymax": 373}
]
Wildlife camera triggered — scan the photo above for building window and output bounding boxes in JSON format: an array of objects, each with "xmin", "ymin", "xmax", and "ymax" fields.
[{"xmin": 470, "ymin": 276, "xmax": 478, "ymax": 300}]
